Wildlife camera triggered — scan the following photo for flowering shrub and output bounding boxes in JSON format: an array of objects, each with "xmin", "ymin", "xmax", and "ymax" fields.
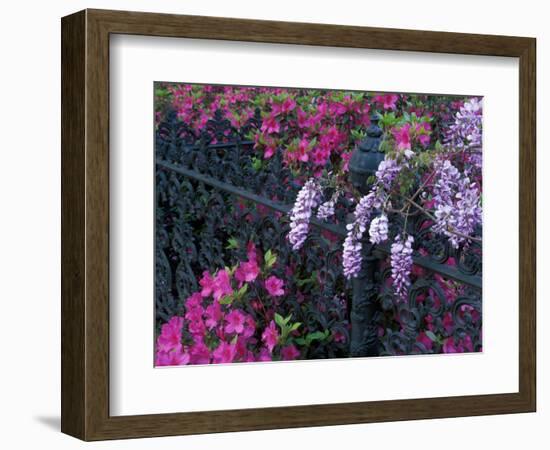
[
  {"xmin": 156, "ymin": 84, "xmax": 462, "ymax": 179},
  {"xmin": 156, "ymin": 242, "xmax": 348, "ymax": 365}
]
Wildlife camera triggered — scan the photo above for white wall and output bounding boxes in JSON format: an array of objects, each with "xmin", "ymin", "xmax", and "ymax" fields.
[{"xmin": 0, "ymin": 0, "xmax": 547, "ymax": 448}]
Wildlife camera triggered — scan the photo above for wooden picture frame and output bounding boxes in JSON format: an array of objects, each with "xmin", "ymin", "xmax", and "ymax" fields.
[{"xmin": 61, "ymin": 8, "xmax": 536, "ymax": 441}]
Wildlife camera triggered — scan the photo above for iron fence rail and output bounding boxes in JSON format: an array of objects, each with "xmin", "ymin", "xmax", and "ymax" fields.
[{"xmin": 156, "ymin": 158, "xmax": 482, "ymax": 290}]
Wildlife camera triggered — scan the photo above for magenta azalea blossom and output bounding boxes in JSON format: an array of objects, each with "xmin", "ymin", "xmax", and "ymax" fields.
[
  {"xmin": 212, "ymin": 341, "xmax": 236, "ymax": 364},
  {"xmin": 392, "ymin": 123, "xmax": 412, "ymax": 150},
  {"xmin": 189, "ymin": 341, "xmax": 211, "ymax": 365},
  {"xmin": 235, "ymin": 260, "xmax": 260, "ymax": 284},
  {"xmin": 155, "ymin": 349, "xmax": 190, "ymax": 366},
  {"xmin": 281, "ymin": 344, "xmax": 300, "ymax": 360},
  {"xmin": 185, "ymin": 292, "xmax": 202, "ymax": 310},
  {"xmin": 225, "ymin": 309, "xmax": 246, "ymax": 334},
  {"xmin": 374, "ymin": 93, "xmax": 399, "ymax": 110},
  {"xmin": 199, "ymin": 271, "xmax": 215, "ymax": 298},
  {"xmin": 260, "ymin": 114, "xmax": 280, "ymax": 134},
  {"xmin": 204, "ymin": 302, "xmax": 222, "ymax": 330},
  {"xmin": 262, "ymin": 320, "xmax": 279, "ymax": 352},
  {"xmin": 265, "ymin": 276, "xmax": 285, "ymax": 297},
  {"xmin": 157, "ymin": 316, "xmax": 183, "ymax": 353},
  {"xmin": 212, "ymin": 269, "xmax": 233, "ymax": 301}
]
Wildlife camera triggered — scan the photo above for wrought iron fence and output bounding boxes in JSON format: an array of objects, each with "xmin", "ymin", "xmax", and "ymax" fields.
[{"xmin": 155, "ymin": 109, "xmax": 482, "ymax": 358}]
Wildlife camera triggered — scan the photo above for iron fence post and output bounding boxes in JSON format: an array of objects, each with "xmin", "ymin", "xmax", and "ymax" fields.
[
  {"xmin": 349, "ymin": 242, "xmax": 380, "ymax": 356},
  {"xmin": 348, "ymin": 113, "xmax": 384, "ymax": 357}
]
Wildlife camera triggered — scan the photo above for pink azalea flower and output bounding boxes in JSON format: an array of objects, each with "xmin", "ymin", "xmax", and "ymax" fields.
[
  {"xmin": 225, "ymin": 309, "xmax": 246, "ymax": 334},
  {"xmin": 234, "ymin": 336, "xmax": 250, "ymax": 361},
  {"xmin": 261, "ymin": 320, "xmax": 279, "ymax": 352},
  {"xmin": 260, "ymin": 114, "xmax": 280, "ymax": 134},
  {"xmin": 199, "ymin": 271, "xmax": 215, "ymax": 298},
  {"xmin": 296, "ymin": 138, "xmax": 310, "ymax": 162},
  {"xmin": 374, "ymin": 93, "xmax": 399, "ymax": 110},
  {"xmin": 297, "ymin": 108, "xmax": 309, "ymax": 129},
  {"xmin": 329, "ymin": 102, "xmax": 347, "ymax": 116},
  {"xmin": 204, "ymin": 302, "xmax": 222, "ymax": 330},
  {"xmin": 272, "ymin": 97, "xmax": 296, "ymax": 115},
  {"xmin": 212, "ymin": 341, "xmax": 236, "ymax": 364},
  {"xmin": 246, "ymin": 241, "xmax": 259, "ymax": 263},
  {"xmin": 212, "ymin": 269, "xmax": 233, "ymax": 301},
  {"xmin": 257, "ymin": 346, "xmax": 273, "ymax": 362},
  {"xmin": 189, "ymin": 340, "xmax": 211, "ymax": 365},
  {"xmin": 235, "ymin": 260, "xmax": 260, "ymax": 284},
  {"xmin": 155, "ymin": 349, "xmax": 190, "ymax": 366},
  {"xmin": 157, "ymin": 316, "xmax": 184, "ymax": 353},
  {"xmin": 265, "ymin": 276, "xmax": 285, "ymax": 297},
  {"xmin": 392, "ymin": 123, "xmax": 412, "ymax": 150},
  {"xmin": 263, "ymin": 144, "xmax": 276, "ymax": 159},
  {"xmin": 242, "ymin": 315, "xmax": 256, "ymax": 339},
  {"xmin": 185, "ymin": 292, "xmax": 203, "ymax": 310},
  {"xmin": 187, "ymin": 316, "xmax": 206, "ymax": 337},
  {"xmin": 311, "ymin": 146, "xmax": 330, "ymax": 166},
  {"xmin": 281, "ymin": 344, "xmax": 300, "ymax": 360},
  {"xmin": 415, "ymin": 122, "xmax": 432, "ymax": 147}
]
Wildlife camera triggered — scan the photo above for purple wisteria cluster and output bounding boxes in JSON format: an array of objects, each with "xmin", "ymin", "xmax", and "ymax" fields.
[
  {"xmin": 445, "ymin": 98, "xmax": 482, "ymax": 149},
  {"xmin": 445, "ymin": 98, "xmax": 483, "ymax": 171},
  {"xmin": 369, "ymin": 213, "xmax": 389, "ymax": 245},
  {"xmin": 316, "ymin": 199, "xmax": 336, "ymax": 220},
  {"xmin": 288, "ymin": 178, "xmax": 322, "ymax": 250},
  {"xmin": 342, "ymin": 193, "xmax": 377, "ymax": 278},
  {"xmin": 341, "ymin": 155, "xmax": 406, "ymax": 279},
  {"xmin": 375, "ymin": 158, "xmax": 402, "ymax": 190},
  {"xmin": 390, "ymin": 234, "xmax": 414, "ymax": 299},
  {"xmin": 432, "ymin": 159, "xmax": 482, "ymax": 248}
]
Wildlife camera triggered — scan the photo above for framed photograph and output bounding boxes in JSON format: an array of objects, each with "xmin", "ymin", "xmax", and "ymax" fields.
[{"xmin": 61, "ymin": 9, "xmax": 536, "ymax": 440}]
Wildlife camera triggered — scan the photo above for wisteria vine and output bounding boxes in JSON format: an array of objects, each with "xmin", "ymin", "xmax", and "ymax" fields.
[{"xmin": 288, "ymin": 98, "xmax": 483, "ymax": 300}]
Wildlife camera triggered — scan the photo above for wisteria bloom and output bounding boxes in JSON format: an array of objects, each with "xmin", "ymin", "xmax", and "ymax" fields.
[
  {"xmin": 375, "ymin": 157, "xmax": 402, "ymax": 190},
  {"xmin": 445, "ymin": 97, "xmax": 483, "ymax": 171},
  {"xmin": 391, "ymin": 234, "xmax": 414, "ymax": 299},
  {"xmin": 369, "ymin": 214, "xmax": 389, "ymax": 244},
  {"xmin": 265, "ymin": 276, "xmax": 285, "ymax": 297},
  {"xmin": 288, "ymin": 178, "xmax": 322, "ymax": 250},
  {"xmin": 432, "ymin": 159, "xmax": 482, "ymax": 248},
  {"xmin": 342, "ymin": 193, "xmax": 377, "ymax": 278},
  {"xmin": 316, "ymin": 199, "xmax": 335, "ymax": 220}
]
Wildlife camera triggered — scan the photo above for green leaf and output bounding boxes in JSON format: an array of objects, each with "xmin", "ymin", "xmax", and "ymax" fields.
[
  {"xmin": 225, "ymin": 237, "xmax": 239, "ymax": 250},
  {"xmin": 425, "ymin": 330, "xmax": 438, "ymax": 342},
  {"xmin": 236, "ymin": 284, "xmax": 248, "ymax": 299},
  {"xmin": 289, "ymin": 322, "xmax": 302, "ymax": 332},
  {"xmin": 219, "ymin": 294, "xmax": 233, "ymax": 305},
  {"xmin": 305, "ymin": 331, "xmax": 328, "ymax": 344},
  {"xmin": 251, "ymin": 157, "xmax": 262, "ymax": 171},
  {"xmin": 264, "ymin": 249, "xmax": 277, "ymax": 268},
  {"xmin": 274, "ymin": 313, "xmax": 285, "ymax": 328}
]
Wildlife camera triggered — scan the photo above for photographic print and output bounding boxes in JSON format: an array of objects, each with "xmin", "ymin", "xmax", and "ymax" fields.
[{"xmin": 154, "ymin": 83, "xmax": 483, "ymax": 367}]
